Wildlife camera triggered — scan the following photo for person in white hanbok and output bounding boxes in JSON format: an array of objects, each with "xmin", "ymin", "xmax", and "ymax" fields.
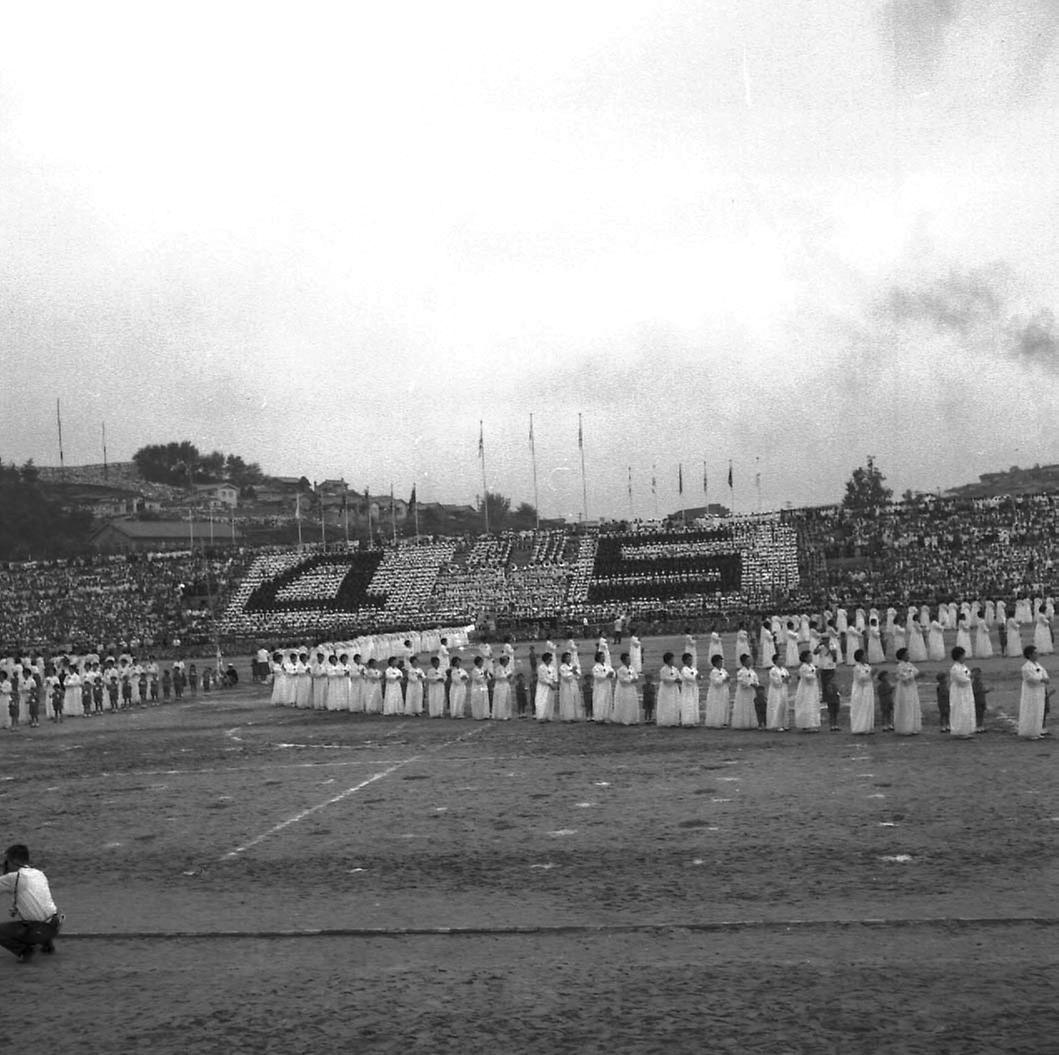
[
  {"xmin": 996, "ymin": 600, "xmax": 1007, "ymax": 625},
  {"xmin": 363, "ymin": 659, "xmax": 383, "ymax": 714},
  {"xmin": 325, "ymin": 655, "xmax": 346, "ymax": 711},
  {"xmin": 866, "ymin": 619, "xmax": 885, "ymax": 664},
  {"xmin": 1017, "ymin": 646, "xmax": 1049, "ymax": 739},
  {"xmin": 893, "ymin": 650, "xmax": 922, "ymax": 735},
  {"xmin": 766, "ymin": 659, "xmax": 790, "ymax": 731},
  {"xmin": 707, "ymin": 632, "xmax": 724, "ymax": 666},
  {"xmin": 565, "ymin": 639, "xmax": 582, "ymax": 676},
  {"xmin": 448, "ymin": 657, "xmax": 469, "ymax": 718},
  {"xmin": 294, "ymin": 654, "xmax": 312, "ymax": 709},
  {"xmin": 349, "ymin": 654, "xmax": 367, "ymax": 713},
  {"xmin": 382, "ymin": 658, "xmax": 405, "ymax": 716},
  {"xmin": 704, "ymin": 655, "xmax": 730, "ymax": 728},
  {"xmin": 734, "ymin": 627, "xmax": 751, "ymax": 668},
  {"xmin": 954, "ymin": 618, "xmax": 973, "ymax": 659},
  {"xmin": 491, "ymin": 655, "xmax": 513, "ymax": 719},
  {"xmin": 1004, "ymin": 616, "xmax": 1023, "ymax": 658},
  {"xmin": 973, "ymin": 611, "xmax": 993, "ymax": 659},
  {"xmin": 425, "ymin": 657, "xmax": 447, "ymax": 717},
  {"xmin": 783, "ymin": 623, "xmax": 800, "ymax": 668},
  {"xmin": 469, "ymin": 657, "xmax": 491, "ymax": 720},
  {"xmin": 404, "ymin": 656, "xmax": 424, "ymax": 716},
  {"xmin": 731, "ymin": 655, "xmax": 758, "ymax": 729},
  {"xmin": 836, "ymin": 608, "xmax": 848, "ymax": 633},
  {"xmin": 948, "ymin": 648, "xmax": 976, "ymax": 738},
  {"xmin": 984, "ymin": 601, "xmax": 996, "ymax": 627},
  {"xmin": 596, "ymin": 636, "xmax": 612, "ymax": 668},
  {"xmin": 844, "ymin": 625, "xmax": 863, "ymax": 667},
  {"xmin": 591, "ymin": 653, "xmax": 615, "ymax": 722},
  {"xmin": 534, "ymin": 654, "xmax": 558, "ymax": 721},
  {"xmin": 611, "ymin": 656, "xmax": 640, "ymax": 725},
  {"xmin": 758, "ymin": 621, "xmax": 775, "ymax": 669},
  {"xmin": 683, "ymin": 631, "xmax": 699, "ymax": 670},
  {"xmin": 558, "ymin": 654, "xmax": 582, "ymax": 722},
  {"xmin": 926, "ymin": 619, "xmax": 945, "ymax": 661},
  {"xmin": 270, "ymin": 652, "xmax": 292, "ymax": 706},
  {"xmin": 655, "ymin": 653, "xmax": 682, "ymax": 727},
  {"xmin": 629, "ymin": 633, "xmax": 643, "ymax": 675},
  {"xmin": 794, "ymin": 653, "xmax": 821, "ymax": 731},
  {"xmin": 1033, "ymin": 612, "xmax": 1054, "ymax": 656},
  {"xmin": 849, "ymin": 652, "xmax": 875, "ymax": 734},
  {"xmin": 892, "ymin": 624, "xmax": 906, "ymax": 658},
  {"xmin": 678, "ymin": 654, "xmax": 701, "ymax": 727},
  {"xmin": 1015, "ymin": 597, "xmax": 1033, "ymax": 624},
  {"xmin": 311, "ymin": 652, "xmax": 329, "ymax": 711}
]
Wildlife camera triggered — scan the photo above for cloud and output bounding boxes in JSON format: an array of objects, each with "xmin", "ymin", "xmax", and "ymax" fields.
[
  {"xmin": 1011, "ymin": 309, "xmax": 1058, "ymax": 369},
  {"xmin": 881, "ymin": 265, "xmax": 1007, "ymax": 335},
  {"xmin": 884, "ymin": 0, "xmax": 958, "ymax": 89}
]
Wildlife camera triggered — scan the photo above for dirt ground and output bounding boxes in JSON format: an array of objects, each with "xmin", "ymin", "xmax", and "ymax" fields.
[{"xmin": 2, "ymin": 634, "xmax": 1057, "ymax": 1053}]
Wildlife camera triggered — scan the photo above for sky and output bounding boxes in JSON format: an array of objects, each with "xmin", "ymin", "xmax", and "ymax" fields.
[{"xmin": 1, "ymin": 0, "xmax": 1057, "ymax": 520}]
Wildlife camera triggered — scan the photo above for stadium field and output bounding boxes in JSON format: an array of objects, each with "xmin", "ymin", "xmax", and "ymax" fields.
[{"xmin": 2, "ymin": 635, "xmax": 1057, "ymax": 1053}]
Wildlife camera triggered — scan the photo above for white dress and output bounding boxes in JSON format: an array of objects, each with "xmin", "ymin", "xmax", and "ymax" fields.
[
  {"xmin": 611, "ymin": 665, "xmax": 640, "ymax": 725},
  {"xmin": 558, "ymin": 663, "xmax": 582, "ymax": 721},
  {"xmin": 1033, "ymin": 614, "xmax": 1054, "ymax": 656},
  {"xmin": 1017, "ymin": 660, "xmax": 1049, "ymax": 738},
  {"xmin": 383, "ymin": 667, "xmax": 405, "ymax": 715},
  {"xmin": 758, "ymin": 627, "xmax": 775, "ymax": 669},
  {"xmin": 1004, "ymin": 618, "xmax": 1023, "ymax": 658},
  {"xmin": 849, "ymin": 663, "xmax": 875, "ymax": 734},
  {"xmin": 490, "ymin": 665, "xmax": 513, "ymax": 720},
  {"xmin": 349, "ymin": 663, "xmax": 366, "ymax": 713},
  {"xmin": 703, "ymin": 667, "xmax": 730, "ymax": 728},
  {"xmin": 734, "ymin": 631, "xmax": 751, "ymax": 667},
  {"xmin": 425, "ymin": 666, "xmax": 446, "ymax": 717},
  {"xmin": 404, "ymin": 666, "xmax": 424, "ymax": 715},
  {"xmin": 793, "ymin": 663, "xmax": 821, "ymax": 730},
  {"xmin": 948, "ymin": 663, "xmax": 976, "ymax": 738},
  {"xmin": 655, "ymin": 665, "xmax": 682, "ymax": 727},
  {"xmin": 955, "ymin": 623, "xmax": 973, "ymax": 658},
  {"xmin": 866, "ymin": 625, "xmax": 885, "ymax": 664},
  {"xmin": 784, "ymin": 629, "xmax": 800, "ymax": 668},
  {"xmin": 679, "ymin": 665, "xmax": 700, "ymax": 726},
  {"xmin": 926, "ymin": 621, "xmax": 945, "ymax": 662},
  {"xmin": 766, "ymin": 665, "xmax": 789, "ymax": 730},
  {"xmin": 893, "ymin": 660, "xmax": 921, "ymax": 735},
  {"xmin": 974, "ymin": 621, "xmax": 993, "ymax": 659},
  {"xmin": 534, "ymin": 662, "xmax": 557, "ymax": 721},
  {"xmin": 364, "ymin": 668, "xmax": 383, "ymax": 714},
  {"xmin": 629, "ymin": 636, "xmax": 643, "ymax": 675},
  {"xmin": 449, "ymin": 669, "xmax": 469, "ymax": 718},
  {"xmin": 730, "ymin": 667, "xmax": 758, "ymax": 729},
  {"xmin": 707, "ymin": 634, "xmax": 724, "ymax": 665},
  {"xmin": 591, "ymin": 662, "xmax": 614, "ymax": 722},
  {"xmin": 469, "ymin": 667, "xmax": 490, "ymax": 719},
  {"xmin": 684, "ymin": 635, "xmax": 699, "ymax": 669},
  {"xmin": 844, "ymin": 627, "xmax": 863, "ymax": 667}
]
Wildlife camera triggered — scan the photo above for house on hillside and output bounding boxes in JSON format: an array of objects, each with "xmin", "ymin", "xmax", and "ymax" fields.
[
  {"xmin": 193, "ymin": 481, "xmax": 239, "ymax": 507},
  {"xmin": 90, "ymin": 518, "xmax": 241, "ymax": 553}
]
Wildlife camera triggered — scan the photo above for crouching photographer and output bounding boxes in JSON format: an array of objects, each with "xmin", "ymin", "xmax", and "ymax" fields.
[{"xmin": 0, "ymin": 844, "xmax": 63, "ymax": 963}]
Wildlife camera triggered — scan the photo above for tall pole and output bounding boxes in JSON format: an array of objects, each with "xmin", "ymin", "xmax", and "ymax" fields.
[
  {"xmin": 627, "ymin": 465, "xmax": 633, "ymax": 520},
  {"xmin": 320, "ymin": 493, "xmax": 326, "ymax": 550},
  {"xmin": 529, "ymin": 413, "xmax": 540, "ymax": 529},
  {"xmin": 56, "ymin": 399, "xmax": 65, "ymax": 478},
  {"xmin": 189, "ymin": 507, "xmax": 194, "ymax": 550},
  {"xmin": 679, "ymin": 462, "xmax": 685, "ymax": 525},
  {"xmin": 390, "ymin": 482, "xmax": 397, "ymax": 545},
  {"xmin": 651, "ymin": 462, "xmax": 658, "ymax": 518},
  {"xmin": 578, "ymin": 412, "xmax": 588, "ymax": 522},
  {"xmin": 343, "ymin": 495, "xmax": 350, "ymax": 546},
  {"xmin": 413, "ymin": 484, "xmax": 421, "ymax": 542},
  {"xmin": 102, "ymin": 422, "xmax": 108, "ymax": 480},
  {"xmin": 479, "ymin": 420, "xmax": 490, "ymax": 534},
  {"xmin": 296, "ymin": 492, "xmax": 303, "ymax": 551},
  {"xmin": 755, "ymin": 456, "xmax": 762, "ymax": 513},
  {"xmin": 209, "ymin": 502, "xmax": 215, "ymax": 546}
]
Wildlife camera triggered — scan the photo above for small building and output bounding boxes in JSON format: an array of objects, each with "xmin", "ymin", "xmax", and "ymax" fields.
[
  {"xmin": 193, "ymin": 482, "xmax": 239, "ymax": 508},
  {"xmin": 90, "ymin": 518, "xmax": 241, "ymax": 553}
]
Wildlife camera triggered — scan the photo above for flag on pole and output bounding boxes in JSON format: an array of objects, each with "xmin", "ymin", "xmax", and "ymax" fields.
[
  {"xmin": 651, "ymin": 465, "xmax": 657, "ymax": 495},
  {"xmin": 408, "ymin": 483, "xmax": 416, "ymax": 510},
  {"xmin": 578, "ymin": 413, "xmax": 583, "ymax": 450},
  {"xmin": 295, "ymin": 492, "xmax": 301, "ymax": 520},
  {"xmin": 678, "ymin": 463, "xmax": 683, "ymax": 495},
  {"xmin": 478, "ymin": 421, "xmax": 484, "ymax": 460},
  {"xmin": 703, "ymin": 461, "xmax": 708, "ymax": 495},
  {"xmin": 728, "ymin": 460, "xmax": 734, "ymax": 489},
  {"xmin": 529, "ymin": 415, "xmax": 534, "ymax": 444},
  {"xmin": 627, "ymin": 466, "xmax": 632, "ymax": 499}
]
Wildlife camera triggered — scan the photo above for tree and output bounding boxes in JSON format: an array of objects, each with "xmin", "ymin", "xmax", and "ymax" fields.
[
  {"xmin": 842, "ymin": 456, "xmax": 893, "ymax": 511},
  {"xmin": 133, "ymin": 441, "xmax": 201, "ymax": 485},
  {"xmin": 0, "ymin": 460, "xmax": 92, "ymax": 559},
  {"xmin": 510, "ymin": 501, "xmax": 539, "ymax": 530},
  {"xmin": 477, "ymin": 491, "xmax": 512, "ymax": 531}
]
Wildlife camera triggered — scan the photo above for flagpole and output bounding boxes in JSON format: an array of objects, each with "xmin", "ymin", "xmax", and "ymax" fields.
[
  {"xmin": 56, "ymin": 399, "xmax": 65, "ymax": 479},
  {"xmin": 627, "ymin": 465, "xmax": 633, "ymax": 520},
  {"xmin": 102, "ymin": 422, "xmax": 108, "ymax": 480},
  {"xmin": 479, "ymin": 420, "xmax": 490, "ymax": 533},
  {"xmin": 320, "ymin": 491, "xmax": 326, "ymax": 550},
  {"xmin": 651, "ymin": 462, "xmax": 658, "ymax": 518},
  {"xmin": 296, "ymin": 492, "xmax": 303, "ymax": 551},
  {"xmin": 390, "ymin": 483, "xmax": 397, "ymax": 545},
  {"xmin": 703, "ymin": 457, "xmax": 708, "ymax": 513},
  {"xmin": 578, "ymin": 412, "xmax": 588, "ymax": 522},
  {"xmin": 413, "ymin": 484, "xmax": 421, "ymax": 542},
  {"xmin": 343, "ymin": 494, "xmax": 350, "ymax": 546},
  {"xmin": 755, "ymin": 456, "xmax": 762, "ymax": 513},
  {"xmin": 679, "ymin": 462, "xmax": 685, "ymax": 525},
  {"xmin": 529, "ymin": 413, "xmax": 540, "ymax": 529},
  {"xmin": 728, "ymin": 459, "xmax": 735, "ymax": 516}
]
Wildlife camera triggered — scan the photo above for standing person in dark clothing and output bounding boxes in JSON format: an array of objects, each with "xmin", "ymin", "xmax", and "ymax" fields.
[
  {"xmin": 935, "ymin": 671, "xmax": 950, "ymax": 733},
  {"xmin": 877, "ymin": 670, "xmax": 895, "ymax": 732},
  {"xmin": 814, "ymin": 634, "xmax": 840, "ymax": 731},
  {"xmin": 971, "ymin": 667, "xmax": 989, "ymax": 734}
]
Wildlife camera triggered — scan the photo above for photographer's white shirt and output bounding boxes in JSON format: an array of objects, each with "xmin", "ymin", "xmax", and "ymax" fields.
[{"xmin": 0, "ymin": 866, "xmax": 58, "ymax": 921}]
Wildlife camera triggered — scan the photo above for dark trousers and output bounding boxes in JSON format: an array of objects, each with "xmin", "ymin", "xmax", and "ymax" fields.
[
  {"xmin": 820, "ymin": 669, "xmax": 840, "ymax": 726},
  {"xmin": 0, "ymin": 918, "xmax": 58, "ymax": 958}
]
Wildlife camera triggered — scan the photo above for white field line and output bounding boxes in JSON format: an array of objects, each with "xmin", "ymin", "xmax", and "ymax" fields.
[{"xmin": 220, "ymin": 726, "xmax": 487, "ymax": 861}]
